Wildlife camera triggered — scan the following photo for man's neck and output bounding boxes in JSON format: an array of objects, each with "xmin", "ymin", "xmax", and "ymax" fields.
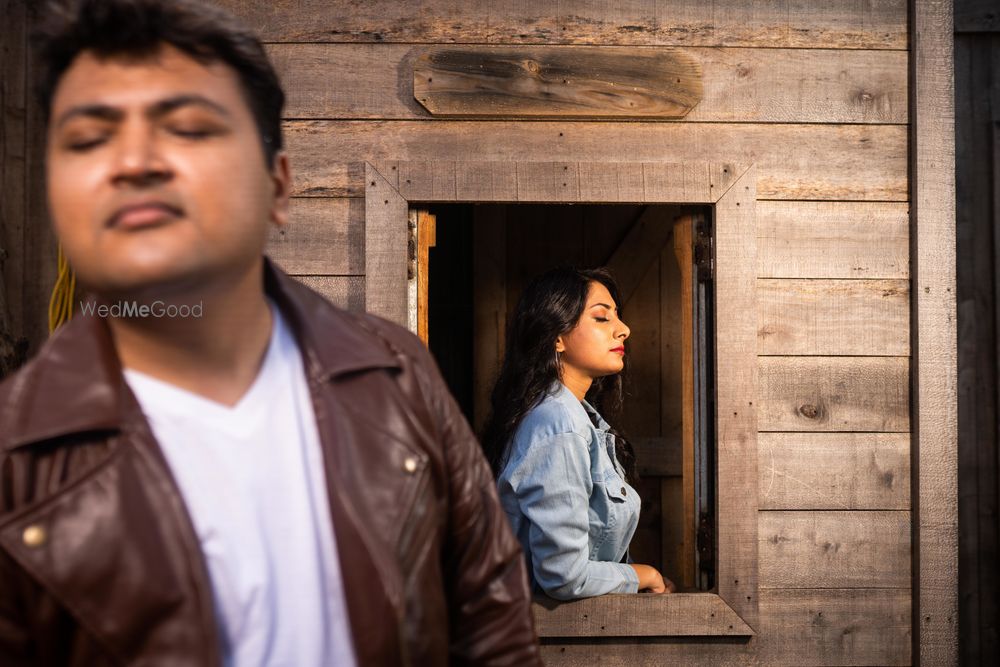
[{"xmin": 107, "ymin": 263, "xmax": 274, "ymax": 407}]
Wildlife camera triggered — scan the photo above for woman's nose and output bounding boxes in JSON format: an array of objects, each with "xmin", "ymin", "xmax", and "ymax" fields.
[{"xmin": 617, "ymin": 320, "xmax": 630, "ymax": 340}]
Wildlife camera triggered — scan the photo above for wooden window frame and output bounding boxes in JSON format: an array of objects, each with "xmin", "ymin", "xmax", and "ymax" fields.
[{"xmin": 364, "ymin": 160, "xmax": 758, "ymax": 637}]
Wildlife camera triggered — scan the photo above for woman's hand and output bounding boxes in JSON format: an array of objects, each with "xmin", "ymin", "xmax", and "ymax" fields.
[{"xmin": 630, "ymin": 564, "xmax": 674, "ymax": 594}]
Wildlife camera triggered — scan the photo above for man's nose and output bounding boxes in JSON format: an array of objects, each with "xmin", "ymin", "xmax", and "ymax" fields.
[{"xmin": 110, "ymin": 122, "xmax": 172, "ymax": 187}]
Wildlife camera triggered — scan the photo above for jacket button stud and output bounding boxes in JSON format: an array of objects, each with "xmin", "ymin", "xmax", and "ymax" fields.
[
  {"xmin": 621, "ymin": 487, "xmax": 627, "ymax": 496},
  {"xmin": 403, "ymin": 457, "xmax": 418, "ymax": 473},
  {"xmin": 22, "ymin": 525, "xmax": 46, "ymax": 548}
]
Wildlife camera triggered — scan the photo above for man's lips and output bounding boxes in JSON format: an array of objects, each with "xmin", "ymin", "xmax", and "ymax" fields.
[{"xmin": 107, "ymin": 202, "xmax": 183, "ymax": 229}]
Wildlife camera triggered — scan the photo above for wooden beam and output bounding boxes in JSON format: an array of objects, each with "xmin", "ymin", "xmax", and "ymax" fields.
[
  {"xmin": 413, "ymin": 46, "xmax": 701, "ymax": 119},
  {"xmin": 911, "ymin": 0, "xmax": 959, "ymax": 663},
  {"xmin": 364, "ymin": 163, "xmax": 408, "ymax": 325},
  {"xmin": 672, "ymin": 215, "xmax": 697, "ymax": 589},
  {"xmin": 217, "ymin": 0, "xmax": 907, "ymax": 49},
  {"xmin": 270, "ymin": 44, "xmax": 908, "ymax": 124},
  {"xmin": 285, "ymin": 122, "xmax": 908, "ymax": 200},
  {"xmin": 604, "ymin": 207, "xmax": 675, "ymax": 305},
  {"xmin": 532, "ymin": 593, "xmax": 752, "ymax": 637}
]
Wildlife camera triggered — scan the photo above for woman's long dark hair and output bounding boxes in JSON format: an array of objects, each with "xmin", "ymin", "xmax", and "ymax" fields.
[{"xmin": 480, "ymin": 267, "xmax": 638, "ymax": 485}]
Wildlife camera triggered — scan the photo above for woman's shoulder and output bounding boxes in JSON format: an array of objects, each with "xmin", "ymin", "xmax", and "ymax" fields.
[{"xmin": 514, "ymin": 385, "xmax": 592, "ymax": 445}]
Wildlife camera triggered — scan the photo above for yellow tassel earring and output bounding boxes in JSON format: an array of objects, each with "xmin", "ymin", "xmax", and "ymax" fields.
[{"xmin": 48, "ymin": 245, "xmax": 76, "ymax": 334}]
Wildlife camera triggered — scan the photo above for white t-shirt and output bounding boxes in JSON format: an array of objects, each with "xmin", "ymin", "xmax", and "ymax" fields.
[{"xmin": 123, "ymin": 303, "xmax": 357, "ymax": 667}]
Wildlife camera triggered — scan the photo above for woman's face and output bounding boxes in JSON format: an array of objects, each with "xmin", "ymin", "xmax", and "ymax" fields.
[{"xmin": 556, "ymin": 281, "xmax": 631, "ymax": 381}]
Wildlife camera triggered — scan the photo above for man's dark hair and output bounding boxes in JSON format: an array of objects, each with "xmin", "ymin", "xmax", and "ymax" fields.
[{"xmin": 35, "ymin": 0, "xmax": 285, "ymax": 166}]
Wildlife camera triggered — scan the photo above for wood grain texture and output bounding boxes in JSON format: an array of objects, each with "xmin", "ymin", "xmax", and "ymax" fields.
[
  {"xmin": 756, "ymin": 201, "xmax": 910, "ymax": 279},
  {"xmin": 672, "ymin": 216, "xmax": 697, "ymax": 588},
  {"xmin": 759, "ymin": 356, "xmax": 910, "ymax": 432},
  {"xmin": 413, "ymin": 46, "xmax": 701, "ymax": 118},
  {"xmin": 755, "ymin": 588, "xmax": 911, "ymax": 666},
  {"xmin": 532, "ymin": 593, "xmax": 752, "ymax": 637},
  {"xmin": 271, "ymin": 43, "xmax": 907, "ymax": 124},
  {"xmin": 218, "ymin": 0, "xmax": 907, "ymax": 49},
  {"xmin": 364, "ymin": 163, "xmax": 408, "ymax": 325},
  {"xmin": 759, "ymin": 511, "xmax": 911, "ymax": 588},
  {"xmin": 292, "ymin": 275, "xmax": 364, "ymax": 311},
  {"xmin": 605, "ymin": 207, "xmax": 675, "ymax": 304},
  {"xmin": 758, "ymin": 432, "xmax": 910, "ymax": 510},
  {"xmin": 471, "ymin": 205, "xmax": 505, "ymax": 433},
  {"xmin": 912, "ymin": 0, "xmax": 959, "ymax": 664},
  {"xmin": 0, "ymin": 0, "xmax": 27, "ymax": 366},
  {"xmin": 757, "ymin": 279, "xmax": 910, "ymax": 356},
  {"xmin": 539, "ymin": 590, "xmax": 909, "ymax": 665},
  {"xmin": 956, "ymin": 0, "xmax": 1000, "ymax": 32},
  {"xmin": 22, "ymin": 3, "xmax": 56, "ymax": 356},
  {"xmin": 285, "ymin": 122, "xmax": 907, "ymax": 200},
  {"xmin": 955, "ymin": 28, "xmax": 1000, "ymax": 666},
  {"xmin": 713, "ymin": 169, "xmax": 759, "ymax": 629},
  {"xmin": 265, "ymin": 198, "xmax": 363, "ymax": 275}
]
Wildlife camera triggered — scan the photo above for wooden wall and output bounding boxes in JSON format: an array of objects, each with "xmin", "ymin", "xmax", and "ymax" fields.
[
  {"xmin": 215, "ymin": 1, "xmax": 915, "ymax": 664},
  {"xmin": 956, "ymin": 0, "xmax": 1000, "ymax": 663}
]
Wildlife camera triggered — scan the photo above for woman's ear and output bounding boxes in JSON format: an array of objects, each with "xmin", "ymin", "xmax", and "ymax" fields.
[{"xmin": 555, "ymin": 336, "xmax": 566, "ymax": 353}]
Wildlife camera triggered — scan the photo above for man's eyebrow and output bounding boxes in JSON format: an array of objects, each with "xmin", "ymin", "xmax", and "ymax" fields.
[
  {"xmin": 54, "ymin": 104, "xmax": 123, "ymax": 130},
  {"xmin": 149, "ymin": 94, "xmax": 231, "ymax": 119},
  {"xmin": 54, "ymin": 94, "xmax": 231, "ymax": 130}
]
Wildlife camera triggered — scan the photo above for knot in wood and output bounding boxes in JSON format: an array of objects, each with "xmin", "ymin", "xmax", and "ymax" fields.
[{"xmin": 798, "ymin": 403, "xmax": 821, "ymax": 419}]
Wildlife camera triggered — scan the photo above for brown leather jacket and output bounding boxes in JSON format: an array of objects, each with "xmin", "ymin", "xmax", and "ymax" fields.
[{"xmin": 0, "ymin": 260, "xmax": 541, "ymax": 666}]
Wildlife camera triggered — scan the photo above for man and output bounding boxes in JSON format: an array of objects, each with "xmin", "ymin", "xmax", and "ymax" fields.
[{"xmin": 0, "ymin": 1, "xmax": 541, "ymax": 665}]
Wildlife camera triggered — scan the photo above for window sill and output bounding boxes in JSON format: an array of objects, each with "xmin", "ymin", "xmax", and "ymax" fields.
[{"xmin": 532, "ymin": 592, "xmax": 754, "ymax": 637}]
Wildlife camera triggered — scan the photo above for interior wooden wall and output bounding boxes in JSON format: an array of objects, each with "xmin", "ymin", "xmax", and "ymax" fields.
[
  {"xmin": 219, "ymin": 1, "xmax": 914, "ymax": 663},
  {"xmin": 956, "ymin": 0, "xmax": 999, "ymax": 663}
]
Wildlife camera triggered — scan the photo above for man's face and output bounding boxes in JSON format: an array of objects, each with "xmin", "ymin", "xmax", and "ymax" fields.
[{"xmin": 46, "ymin": 44, "xmax": 289, "ymax": 299}]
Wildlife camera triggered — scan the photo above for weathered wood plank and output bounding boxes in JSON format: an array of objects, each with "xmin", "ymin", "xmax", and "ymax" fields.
[
  {"xmin": 758, "ymin": 432, "xmax": 910, "ymax": 510},
  {"xmin": 755, "ymin": 588, "xmax": 911, "ymax": 666},
  {"xmin": 672, "ymin": 215, "xmax": 697, "ymax": 588},
  {"xmin": 364, "ymin": 163, "xmax": 408, "ymax": 325},
  {"xmin": 22, "ymin": 3, "xmax": 55, "ymax": 355},
  {"xmin": 955, "ymin": 31, "xmax": 1000, "ymax": 667},
  {"xmin": 220, "ymin": 0, "xmax": 907, "ymax": 49},
  {"xmin": 713, "ymin": 169, "xmax": 759, "ymax": 628},
  {"xmin": 758, "ymin": 356, "xmax": 910, "ymax": 432},
  {"xmin": 292, "ymin": 275, "xmax": 364, "ymax": 311},
  {"xmin": 0, "ymin": 0, "xmax": 27, "ymax": 372},
  {"xmin": 539, "ymin": 589, "xmax": 910, "ymax": 665},
  {"xmin": 532, "ymin": 593, "xmax": 752, "ymax": 637},
  {"xmin": 913, "ymin": 0, "xmax": 959, "ymax": 664},
  {"xmin": 413, "ymin": 46, "xmax": 701, "ymax": 118},
  {"xmin": 757, "ymin": 201, "xmax": 910, "ymax": 279},
  {"xmin": 759, "ymin": 511, "xmax": 911, "ymax": 588},
  {"xmin": 539, "ymin": 639, "xmax": 756, "ymax": 667},
  {"xmin": 265, "ymin": 198, "xmax": 363, "ymax": 275},
  {"xmin": 285, "ymin": 122, "xmax": 907, "ymax": 200},
  {"xmin": 271, "ymin": 44, "xmax": 907, "ymax": 124},
  {"xmin": 757, "ymin": 279, "xmax": 910, "ymax": 356},
  {"xmin": 956, "ymin": 0, "xmax": 1000, "ymax": 32}
]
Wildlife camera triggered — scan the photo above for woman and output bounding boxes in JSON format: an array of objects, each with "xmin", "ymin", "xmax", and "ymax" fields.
[{"xmin": 482, "ymin": 267, "xmax": 674, "ymax": 600}]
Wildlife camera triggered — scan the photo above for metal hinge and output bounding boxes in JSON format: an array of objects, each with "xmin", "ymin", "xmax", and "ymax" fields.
[
  {"xmin": 697, "ymin": 510, "xmax": 715, "ymax": 577},
  {"xmin": 693, "ymin": 215, "xmax": 713, "ymax": 282}
]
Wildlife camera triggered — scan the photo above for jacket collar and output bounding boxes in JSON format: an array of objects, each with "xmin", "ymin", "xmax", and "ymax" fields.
[{"xmin": 2, "ymin": 258, "xmax": 400, "ymax": 450}]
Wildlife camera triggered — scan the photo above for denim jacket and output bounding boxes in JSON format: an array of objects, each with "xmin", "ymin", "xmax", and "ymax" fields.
[{"xmin": 497, "ymin": 383, "xmax": 641, "ymax": 600}]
